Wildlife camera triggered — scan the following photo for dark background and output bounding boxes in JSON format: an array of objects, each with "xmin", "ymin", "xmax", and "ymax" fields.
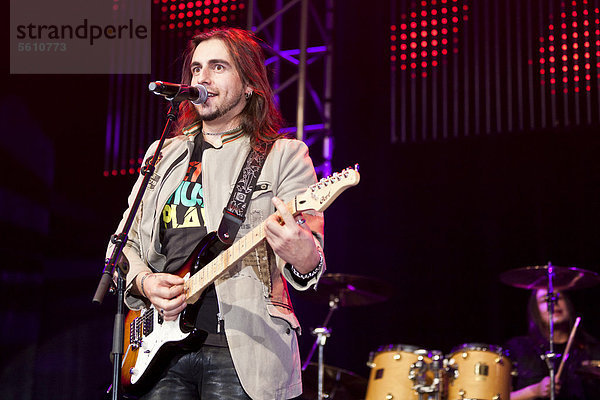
[{"xmin": 2, "ymin": 0, "xmax": 600, "ymax": 399}]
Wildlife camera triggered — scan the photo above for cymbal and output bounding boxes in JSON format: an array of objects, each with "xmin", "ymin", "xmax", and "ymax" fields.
[
  {"xmin": 500, "ymin": 265, "xmax": 600, "ymax": 291},
  {"xmin": 296, "ymin": 273, "xmax": 394, "ymax": 307},
  {"xmin": 300, "ymin": 362, "xmax": 367, "ymax": 400},
  {"xmin": 577, "ymin": 360, "xmax": 600, "ymax": 378}
]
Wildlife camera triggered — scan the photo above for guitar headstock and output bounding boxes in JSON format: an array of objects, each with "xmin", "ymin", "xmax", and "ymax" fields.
[{"xmin": 295, "ymin": 165, "xmax": 360, "ymax": 213}]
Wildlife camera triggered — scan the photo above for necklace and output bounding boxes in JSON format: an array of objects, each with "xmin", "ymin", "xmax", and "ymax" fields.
[{"xmin": 202, "ymin": 125, "xmax": 243, "ymax": 136}]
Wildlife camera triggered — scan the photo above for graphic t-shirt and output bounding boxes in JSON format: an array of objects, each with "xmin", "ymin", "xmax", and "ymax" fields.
[
  {"xmin": 160, "ymin": 134, "xmax": 208, "ymax": 269},
  {"xmin": 159, "ymin": 132, "xmax": 220, "ymax": 336}
]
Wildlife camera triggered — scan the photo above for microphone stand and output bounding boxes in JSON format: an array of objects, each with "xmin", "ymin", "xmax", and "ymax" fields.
[
  {"xmin": 541, "ymin": 262, "xmax": 557, "ymax": 400},
  {"xmin": 92, "ymin": 100, "xmax": 181, "ymax": 400}
]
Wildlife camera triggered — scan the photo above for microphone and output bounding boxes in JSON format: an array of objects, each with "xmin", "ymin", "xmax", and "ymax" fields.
[{"xmin": 148, "ymin": 81, "xmax": 208, "ymax": 104}]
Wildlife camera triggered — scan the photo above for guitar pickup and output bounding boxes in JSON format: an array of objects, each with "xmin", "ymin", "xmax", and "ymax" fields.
[
  {"xmin": 130, "ymin": 308, "xmax": 155, "ymax": 349},
  {"xmin": 144, "ymin": 308, "xmax": 155, "ymax": 333}
]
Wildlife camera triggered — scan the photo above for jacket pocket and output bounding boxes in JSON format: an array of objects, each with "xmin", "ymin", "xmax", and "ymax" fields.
[{"xmin": 266, "ymin": 301, "xmax": 301, "ymax": 331}]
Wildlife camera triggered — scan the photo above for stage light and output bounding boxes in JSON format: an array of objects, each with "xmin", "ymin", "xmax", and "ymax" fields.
[
  {"xmin": 536, "ymin": 0, "xmax": 600, "ymax": 93},
  {"xmin": 159, "ymin": 0, "xmax": 243, "ymax": 34},
  {"xmin": 391, "ymin": 1, "xmax": 468, "ymax": 75}
]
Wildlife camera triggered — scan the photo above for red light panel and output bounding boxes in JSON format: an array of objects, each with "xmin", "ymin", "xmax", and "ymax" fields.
[
  {"xmin": 537, "ymin": 0, "xmax": 599, "ymax": 93},
  {"xmin": 157, "ymin": 0, "xmax": 243, "ymax": 33},
  {"xmin": 390, "ymin": 0, "xmax": 469, "ymax": 76}
]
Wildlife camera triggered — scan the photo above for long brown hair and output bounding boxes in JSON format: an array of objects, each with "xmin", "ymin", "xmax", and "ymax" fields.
[
  {"xmin": 527, "ymin": 289, "xmax": 596, "ymax": 349},
  {"xmin": 173, "ymin": 27, "xmax": 285, "ymax": 149}
]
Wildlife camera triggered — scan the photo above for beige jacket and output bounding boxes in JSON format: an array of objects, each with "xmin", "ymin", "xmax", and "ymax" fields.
[{"xmin": 107, "ymin": 131, "xmax": 325, "ymax": 399}]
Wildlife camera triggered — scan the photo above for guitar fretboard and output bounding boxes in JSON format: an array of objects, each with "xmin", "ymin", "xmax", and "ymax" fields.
[{"xmin": 185, "ymin": 199, "xmax": 297, "ymax": 304}]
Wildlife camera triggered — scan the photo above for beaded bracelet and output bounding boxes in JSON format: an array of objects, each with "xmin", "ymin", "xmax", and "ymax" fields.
[
  {"xmin": 289, "ymin": 250, "xmax": 324, "ymax": 280},
  {"xmin": 140, "ymin": 272, "xmax": 152, "ymax": 298}
]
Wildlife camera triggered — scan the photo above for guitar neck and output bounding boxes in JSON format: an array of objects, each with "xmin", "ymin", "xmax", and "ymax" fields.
[{"xmin": 185, "ymin": 199, "xmax": 297, "ymax": 303}]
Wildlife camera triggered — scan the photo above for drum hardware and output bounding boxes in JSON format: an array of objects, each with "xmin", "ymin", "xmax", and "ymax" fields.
[
  {"xmin": 300, "ymin": 362, "xmax": 368, "ymax": 400},
  {"xmin": 499, "ymin": 263, "xmax": 600, "ymax": 291},
  {"xmin": 300, "ymin": 274, "xmax": 391, "ymax": 400},
  {"xmin": 446, "ymin": 359, "xmax": 459, "ymax": 380},
  {"xmin": 295, "ymin": 273, "xmax": 395, "ymax": 307},
  {"xmin": 410, "ymin": 351, "xmax": 445, "ymax": 400},
  {"xmin": 408, "ymin": 351, "xmax": 429, "ymax": 397},
  {"xmin": 302, "ymin": 296, "xmax": 337, "ymax": 400}
]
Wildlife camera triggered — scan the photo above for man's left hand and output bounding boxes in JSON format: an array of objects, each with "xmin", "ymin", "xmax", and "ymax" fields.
[{"xmin": 264, "ymin": 197, "xmax": 320, "ymax": 273}]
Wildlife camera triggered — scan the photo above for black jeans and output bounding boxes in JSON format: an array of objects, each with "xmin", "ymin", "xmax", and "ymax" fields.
[{"xmin": 139, "ymin": 345, "xmax": 252, "ymax": 400}]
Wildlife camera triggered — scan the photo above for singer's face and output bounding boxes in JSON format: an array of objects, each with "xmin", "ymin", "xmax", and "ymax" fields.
[
  {"xmin": 190, "ymin": 38, "xmax": 248, "ymax": 126},
  {"xmin": 536, "ymin": 289, "xmax": 569, "ymax": 326}
]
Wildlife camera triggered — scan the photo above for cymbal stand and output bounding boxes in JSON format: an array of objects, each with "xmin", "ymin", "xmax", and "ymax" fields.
[
  {"xmin": 541, "ymin": 262, "xmax": 557, "ymax": 400},
  {"xmin": 302, "ymin": 295, "xmax": 340, "ymax": 400}
]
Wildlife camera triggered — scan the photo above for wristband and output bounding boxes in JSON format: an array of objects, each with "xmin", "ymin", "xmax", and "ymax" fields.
[
  {"xmin": 140, "ymin": 272, "xmax": 152, "ymax": 298},
  {"xmin": 290, "ymin": 250, "xmax": 323, "ymax": 280}
]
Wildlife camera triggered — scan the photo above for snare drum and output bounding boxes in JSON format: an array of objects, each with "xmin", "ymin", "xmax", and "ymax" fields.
[
  {"xmin": 365, "ymin": 344, "xmax": 437, "ymax": 400},
  {"xmin": 447, "ymin": 343, "xmax": 512, "ymax": 400}
]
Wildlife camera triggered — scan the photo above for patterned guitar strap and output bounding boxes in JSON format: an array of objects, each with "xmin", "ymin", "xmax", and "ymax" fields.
[{"xmin": 217, "ymin": 141, "xmax": 269, "ymax": 245}]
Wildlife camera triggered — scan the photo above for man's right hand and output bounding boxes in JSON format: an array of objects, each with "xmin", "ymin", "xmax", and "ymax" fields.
[
  {"xmin": 511, "ymin": 376, "xmax": 561, "ymax": 400},
  {"xmin": 532, "ymin": 376, "xmax": 561, "ymax": 399},
  {"xmin": 136, "ymin": 272, "xmax": 187, "ymax": 321}
]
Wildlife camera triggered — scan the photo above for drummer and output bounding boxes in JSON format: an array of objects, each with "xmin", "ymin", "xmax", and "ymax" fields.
[{"xmin": 505, "ymin": 288, "xmax": 600, "ymax": 399}]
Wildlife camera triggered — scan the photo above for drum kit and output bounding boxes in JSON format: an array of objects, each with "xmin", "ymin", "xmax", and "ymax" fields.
[{"xmin": 298, "ymin": 264, "xmax": 600, "ymax": 400}]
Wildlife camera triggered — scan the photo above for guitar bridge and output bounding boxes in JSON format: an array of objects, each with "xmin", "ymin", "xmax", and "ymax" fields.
[{"xmin": 130, "ymin": 308, "xmax": 155, "ymax": 349}]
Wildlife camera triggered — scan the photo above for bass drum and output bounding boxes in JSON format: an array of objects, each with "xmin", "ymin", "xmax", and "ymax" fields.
[
  {"xmin": 365, "ymin": 344, "xmax": 435, "ymax": 400},
  {"xmin": 447, "ymin": 343, "xmax": 513, "ymax": 400}
]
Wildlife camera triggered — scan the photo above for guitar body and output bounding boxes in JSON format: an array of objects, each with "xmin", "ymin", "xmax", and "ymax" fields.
[{"xmin": 121, "ymin": 232, "xmax": 227, "ymax": 396}]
